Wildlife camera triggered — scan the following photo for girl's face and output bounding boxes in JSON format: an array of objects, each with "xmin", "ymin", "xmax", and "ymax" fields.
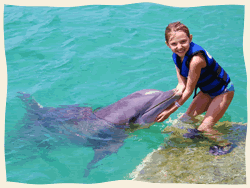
[{"xmin": 166, "ymin": 31, "xmax": 193, "ymax": 60}]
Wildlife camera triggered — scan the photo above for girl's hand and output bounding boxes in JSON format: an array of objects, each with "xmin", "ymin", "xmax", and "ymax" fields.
[
  {"xmin": 155, "ymin": 109, "xmax": 172, "ymax": 122},
  {"xmin": 174, "ymin": 84, "xmax": 185, "ymax": 97}
]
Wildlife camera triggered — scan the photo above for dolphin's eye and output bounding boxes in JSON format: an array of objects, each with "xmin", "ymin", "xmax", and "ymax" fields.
[
  {"xmin": 129, "ymin": 113, "xmax": 140, "ymax": 124},
  {"xmin": 129, "ymin": 116, "xmax": 136, "ymax": 123}
]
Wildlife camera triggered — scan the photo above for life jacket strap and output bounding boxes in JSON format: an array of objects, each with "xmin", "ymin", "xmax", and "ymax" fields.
[{"xmin": 216, "ymin": 64, "xmax": 230, "ymax": 84}]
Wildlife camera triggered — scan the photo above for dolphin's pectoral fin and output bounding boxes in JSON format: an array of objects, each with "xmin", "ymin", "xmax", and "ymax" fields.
[
  {"xmin": 84, "ymin": 148, "xmax": 112, "ymax": 177},
  {"xmin": 83, "ymin": 148, "xmax": 111, "ymax": 177},
  {"xmin": 83, "ymin": 142, "xmax": 124, "ymax": 177}
]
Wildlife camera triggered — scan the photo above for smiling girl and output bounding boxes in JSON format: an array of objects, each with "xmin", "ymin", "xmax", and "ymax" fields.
[{"xmin": 155, "ymin": 22, "xmax": 235, "ymax": 155}]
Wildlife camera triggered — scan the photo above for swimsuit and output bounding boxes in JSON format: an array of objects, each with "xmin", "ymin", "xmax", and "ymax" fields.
[{"xmin": 210, "ymin": 81, "xmax": 234, "ymax": 99}]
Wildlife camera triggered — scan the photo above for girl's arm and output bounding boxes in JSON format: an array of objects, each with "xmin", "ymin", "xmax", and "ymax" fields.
[
  {"xmin": 176, "ymin": 54, "xmax": 205, "ymax": 105},
  {"xmin": 156, "ymin": 53, "xmax": 206, "ymax": 122},
  {"xmin": 175, "ymin": 65, "xmax": 187, "ymax": 95}
]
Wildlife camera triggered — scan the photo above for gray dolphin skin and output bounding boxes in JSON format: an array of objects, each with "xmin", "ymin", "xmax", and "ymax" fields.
[
  {"xmin": 94, "ymin": 89, "xmax": 180, "ymax": 125},
  {"xmin": 17, "ymin": 89, "xmax": 180, "ymax": 177}
]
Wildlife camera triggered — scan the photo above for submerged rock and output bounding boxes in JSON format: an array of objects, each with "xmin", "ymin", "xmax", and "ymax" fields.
[{"xmin": 131, "ymin": 117, "xmax": 247, "ymax": 184}]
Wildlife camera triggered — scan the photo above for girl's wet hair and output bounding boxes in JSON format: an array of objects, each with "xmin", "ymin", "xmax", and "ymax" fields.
[{"xmin": 165, "ymin": 22, "xmax": 190, "ymax": 42}]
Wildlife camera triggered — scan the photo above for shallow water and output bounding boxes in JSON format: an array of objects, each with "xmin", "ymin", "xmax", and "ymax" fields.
[{"xmin": 4, "ymin": 3, "xmax": 245, "ymax": 184}]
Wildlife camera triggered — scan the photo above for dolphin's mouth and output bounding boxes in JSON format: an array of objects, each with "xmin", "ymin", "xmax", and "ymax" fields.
[{"xmin": 142, "ymin": 92, "xmax": 176, "ymax": 115}]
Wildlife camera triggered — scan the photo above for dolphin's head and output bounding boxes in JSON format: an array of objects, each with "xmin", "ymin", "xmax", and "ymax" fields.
[
  {"xmin": 94, "ymin": 89, "xmax": 180, "ymax": 128},
  {"xmin": 137, "ymin": 90, "xmax": 181, "ymax": 124}
]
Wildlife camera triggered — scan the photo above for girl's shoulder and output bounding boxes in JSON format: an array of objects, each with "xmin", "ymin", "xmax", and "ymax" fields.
[{"xmin": 190, "ymin": 52, "xmax": 207, "ymax": 69}]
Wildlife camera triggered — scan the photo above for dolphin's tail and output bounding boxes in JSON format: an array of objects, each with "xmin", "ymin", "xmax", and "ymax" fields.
[{"xmin": 17, "ymin": 92, "xmax": 43, "ymax": 111}]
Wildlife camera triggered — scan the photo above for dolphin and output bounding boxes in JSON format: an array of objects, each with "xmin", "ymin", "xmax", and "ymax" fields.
[{"xmin": 16, "ymin": 89, "xmax": 180, "ymax": 176}]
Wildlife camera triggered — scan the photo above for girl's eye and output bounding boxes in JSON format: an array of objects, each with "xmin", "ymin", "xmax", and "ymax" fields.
[
  {"xmin": 171, "ymin": 43, "xmax": 177, "ymax": 46},
  {"xmin": 181, "ymin": 40, "xmax": 187, "ymax": 44}
]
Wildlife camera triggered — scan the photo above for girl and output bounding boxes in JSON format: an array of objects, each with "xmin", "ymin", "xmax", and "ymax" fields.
[{"xmin": 155, "ymin": 22, "xmax": 234, "ymax": 155}]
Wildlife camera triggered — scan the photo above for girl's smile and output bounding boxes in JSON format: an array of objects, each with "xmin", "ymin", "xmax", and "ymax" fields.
[{"xmin": 166, "ymin": 31, "xmax": 193, "ymax": 61}]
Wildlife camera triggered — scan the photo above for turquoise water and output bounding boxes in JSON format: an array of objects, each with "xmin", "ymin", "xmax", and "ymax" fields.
[{"xmin": 4, "ymin": 3, "xmax": 245, "ymax": 184}]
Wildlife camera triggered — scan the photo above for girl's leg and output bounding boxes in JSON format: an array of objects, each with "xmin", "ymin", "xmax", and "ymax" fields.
[
  {"xmin": 197, "ymin": 91, "xmax": 234, "ymax": 144},
  {"xmin": 179, "ymin": 91, "xmax": 212, "ymax": 122},
  {"xmin": 186, "ymin": 91, "xmax": 212, "ymax": 116}
]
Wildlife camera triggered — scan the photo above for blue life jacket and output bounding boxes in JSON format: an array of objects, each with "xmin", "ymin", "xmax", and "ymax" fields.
[{"xmin": 172, "ymin": 42, "xmax": 230, "ymax": 98}]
